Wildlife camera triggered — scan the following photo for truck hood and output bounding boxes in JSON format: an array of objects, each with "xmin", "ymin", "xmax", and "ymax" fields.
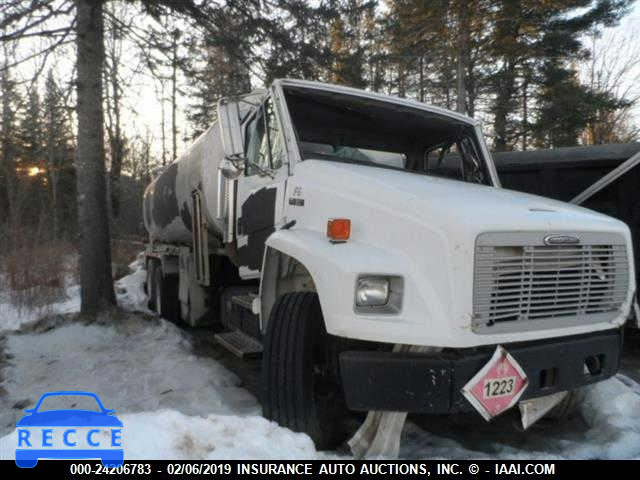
[
  {"xmin": 287, "ymin": 159, "xmax": 633, "ymax": 347},
  {"xmin": 297, "ymin": 159, "xmax": 621, "ymax": 234}
]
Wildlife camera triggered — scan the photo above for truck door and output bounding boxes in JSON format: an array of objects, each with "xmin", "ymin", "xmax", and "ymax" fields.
[{"xmin": 235, "ymin": 97, "xmax": 287, "ymax": 277}]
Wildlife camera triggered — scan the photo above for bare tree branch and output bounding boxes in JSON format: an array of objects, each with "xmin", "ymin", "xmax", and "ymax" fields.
[
  {"xmin": 0, "ymin": 26, "xmax": 72, "ymax": 42},
  {"xmin": 0, "ymin": 0, "xmax": 73, "ymax": 39},
  {"xmin": 0, "ymin": 33, "xmax": 73, "ymax": 72},
  {"xmin": 27, "ymin": 22, "xmax": 74, "ymax": 88}
]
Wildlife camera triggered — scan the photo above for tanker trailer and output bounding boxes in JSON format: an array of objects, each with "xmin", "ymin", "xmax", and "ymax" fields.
[
  {"xmin": 143, "ymin": 91, "xmax": 264, "ymax": 322},
  {"xmin": 143, "ymin": 79, "xmax": 635, "ymax": 450}
]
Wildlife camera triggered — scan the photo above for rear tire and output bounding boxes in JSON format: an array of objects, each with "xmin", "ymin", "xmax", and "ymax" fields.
[
  {"xmin": 153, "ymin": 266, "xmax": 180, "ymax": 323},
  {"xmin": 262, "ymin": 292, "xmax": 350, "ymax": 449}
]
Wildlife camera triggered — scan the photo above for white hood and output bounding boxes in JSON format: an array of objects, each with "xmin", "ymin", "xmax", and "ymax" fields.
[
  {"xmin": 285, "ymin": 159, "xmax": 633, "ymax": 347},
  {"xmin": 296, "ymin": 160, "xmax": 623, "ymax": 235}
]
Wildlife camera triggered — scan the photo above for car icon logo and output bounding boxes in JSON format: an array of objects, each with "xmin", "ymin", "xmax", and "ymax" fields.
[{"xmin": 15, "ymin": 391, "xmax": 123, "ymax": 468}]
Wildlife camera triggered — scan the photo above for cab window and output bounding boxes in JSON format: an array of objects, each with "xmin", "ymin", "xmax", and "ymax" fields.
[{"xmin": 244, "ymin": 98, "xmax": 284, "ymax": 175}]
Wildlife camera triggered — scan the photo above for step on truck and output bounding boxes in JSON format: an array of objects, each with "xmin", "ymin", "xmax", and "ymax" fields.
[{"xmin": 143, "ymin": 79, "xmax": 636, "ymax": 448}]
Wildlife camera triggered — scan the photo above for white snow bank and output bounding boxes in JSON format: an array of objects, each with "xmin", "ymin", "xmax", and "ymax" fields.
[
  {"xmin": 574, "ymin": 374, "xmax": 640, "ymax": 459},
  {"xmin": 0, "ymin": 311, "xmax": 322, "ymax": 460},
  {"xmin": 1, "ymin": 319, "xmax": 258, "ymax": 421},
  {"xmin": 2, "ymin": 372, "xmax": 640, "ymax": 460},
  {"xmin": 118, "ymin": 409, "xmax": 317, "ymax": 460},
  {"xmin": 0, "ymin": 409, "xmax": 318, "ymax": 461},
  {"xmin": 0, "ymin": 283, "xmax": 80, "ymax": 332},
  {"xmin": 2, "ymin": 309, "xmax": 640, "ymax": 460},
  {"xmin": 0, "ymin": 254, "xmax": 325, "ymax": 460},
  {"xmin": 401, "ymin": 374, "xmax": 640, "ymax": 460},
  {"xmin": 114, "ymin": 256, "xmax": 151, "ymax": 314},
  {"xmin": 0, "ymin": 253, "xmax": 147, "ymax": 333}
]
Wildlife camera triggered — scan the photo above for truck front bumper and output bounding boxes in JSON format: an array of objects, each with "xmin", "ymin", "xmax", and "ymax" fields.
[{"xmin": 339, "ymin": 329, "xmax": 622, "ymax": 414}]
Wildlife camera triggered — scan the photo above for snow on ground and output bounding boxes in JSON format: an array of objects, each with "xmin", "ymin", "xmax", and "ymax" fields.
[
  {"xmin": 104, "ymin": 410, "xmax": 316, "ymax": 460},
  {"xmin": 0, "ymin": 312, "xmax": 319, "ymax": 460},
  {"xmin": 400, "ymin": 375, "xmax": 640, "ymax": 460},
  {"xmin": 0, "ymin": 255, "xmax": 146, "ymax": 333},
  {"xmin": 114, "ymin": 256, "xmax": 151, "ymax": 314},
  {"xmin": 0, "ymin": 252, "xmax": 153, "ymax": 333},
  {"xmin": 0, "ymin": 282, "xmax": 80, "ymax": 332},
  {"xmin": 0, "ymin": 260, "xmax": 321, "ymax": 460},
  {"xmin": 1, "ymin": 258, "xmax": 640, "ymax": 459}
]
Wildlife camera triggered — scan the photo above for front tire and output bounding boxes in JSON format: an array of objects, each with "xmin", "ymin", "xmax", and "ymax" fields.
[{"xmin": 262, "ymin": 292, "xmax": 350, "ymax": 449}]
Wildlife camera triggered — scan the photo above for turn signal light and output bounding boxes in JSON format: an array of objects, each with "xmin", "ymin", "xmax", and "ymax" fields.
[{"xmin": 327, "ymin": 218, "xmax": 351, "ymax": 242}]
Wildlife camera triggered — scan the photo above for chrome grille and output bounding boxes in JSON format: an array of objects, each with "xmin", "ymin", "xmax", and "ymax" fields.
[{"xmin": 473, "ymin": 232, "xmax": 629, "ymax": 330}]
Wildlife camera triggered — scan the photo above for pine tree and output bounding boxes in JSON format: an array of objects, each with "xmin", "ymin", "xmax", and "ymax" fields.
[
  {"xmin": 489, "ymin": 0, "xmax": 631, "ymax": 151},
  {"xmin": 185, "ymin": 37, "xmax": 251, "ymax": 137},
  {"xmin": 75, "ymin": 0, "xmax": 117, "ymax": 314},
  {"xmin": 43, "ymin": 70, "xmax": 76, "ymax": 239},
  {"xmin": 382, "ymin": 0, "xmax": 491, "ymax": 112},
  {"xmin": 533, "ymin": 61, "xmax": 625, "ymax": 147},
  {"xmin": 16, "ymin": 88, "xmax": 47, "ymax": 234},
  {"xmin": 104, "ymin": 4, "xmax": 127, "ymax": 218},
  {"xmin": 326, "ymin": 1, "xmax": 370, "ymax": 88},
  {"xmin": 260, "ymin": 1, "xmax": 334, "ymax": 83},
  {"xmin": 0, "ymin": 61, "xmax": 22, "ymax": 234}
]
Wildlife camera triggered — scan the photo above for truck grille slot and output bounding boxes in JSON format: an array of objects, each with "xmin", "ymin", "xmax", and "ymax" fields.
[{"xmin": 473, "ymin": 233, "xmax": 629, "ymax": 330}]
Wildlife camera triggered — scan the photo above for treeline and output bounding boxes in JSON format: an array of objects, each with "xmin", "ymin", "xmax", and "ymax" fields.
[
  {"xmin": 0, "ymin": 69, "xmax": 76, "ymax": 245},
  {"xmin": 0, "ymin": 0, "xmax": 638, "ymax": 314},
  {"xmin": 184, "ymin": 0, "xmax": 637, "ymax": 150},
  {"xmin": 0, "ymin": 66, "xmax": 152, "ymax": 244},
  {"xmin": 1, "ymin": 0, "xmax": 638, "ymax": 244}
]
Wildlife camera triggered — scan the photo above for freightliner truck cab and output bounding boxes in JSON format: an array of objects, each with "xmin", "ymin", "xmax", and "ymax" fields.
[{"xmin": 143, "ymin": 79, "xmax": 636, "ymax": 449}]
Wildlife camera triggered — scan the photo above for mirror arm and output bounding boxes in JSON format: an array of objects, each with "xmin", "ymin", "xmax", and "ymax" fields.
[
  {"xmin": 249, "ymin": 161, "xmax": 276, "ymax": 179},
  {"xmin": 219, "ymin": 157, "xmax": 245, "ymax": 180}
]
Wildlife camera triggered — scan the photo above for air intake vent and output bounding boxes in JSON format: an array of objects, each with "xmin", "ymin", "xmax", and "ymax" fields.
[{"xmin": 473, "ymin": 232, "xmax": 629, "ymax": 333}]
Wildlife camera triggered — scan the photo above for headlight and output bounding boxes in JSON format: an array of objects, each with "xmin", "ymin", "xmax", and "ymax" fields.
[
  {"xmin": 354, "ymin": 275, "xmax": 403, "ymax": 314},
  {"xmin": 356, "ymin": 277, "xmax": 390, "ymax": 306}
]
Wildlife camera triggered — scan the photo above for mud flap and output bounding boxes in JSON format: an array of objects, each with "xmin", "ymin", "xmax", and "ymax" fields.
[
  {"xmin": 518, "ymin": 391, "xmax": 568, "ymax": 430},
  {"xmin": 347, "ymin": 344, "xmax": 429, "ymax": 459},
  {"xmin": 348, "ymin": 411, "xmax": 408, "ymax": 459}
]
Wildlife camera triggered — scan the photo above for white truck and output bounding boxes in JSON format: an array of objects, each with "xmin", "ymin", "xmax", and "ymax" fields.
[{"xmin": 143, "ymin": 79, "xmax": 636, "ymax": 449}]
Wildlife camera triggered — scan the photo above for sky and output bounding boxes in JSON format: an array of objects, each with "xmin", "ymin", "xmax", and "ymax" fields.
[{"xmin": 5, "ymin": 1, "xmax": 640, "ymax": 163}]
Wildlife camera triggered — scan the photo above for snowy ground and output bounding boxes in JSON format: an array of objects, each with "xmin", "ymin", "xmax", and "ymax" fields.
[
  {"xmin": 0, "ymin": 280, "xmax": 80, "ymax": 332},
  {"xmin": 1, "ymin": 258, "xmax": 640, "ymax": 459}
]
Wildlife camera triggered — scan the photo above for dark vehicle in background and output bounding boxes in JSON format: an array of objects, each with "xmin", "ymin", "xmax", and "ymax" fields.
[{"xmin": 494, "ymin": 143, "xmax": 640, "ymax": 320}]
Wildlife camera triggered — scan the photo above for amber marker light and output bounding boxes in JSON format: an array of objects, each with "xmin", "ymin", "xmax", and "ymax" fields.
[{"xmin": 327, "ymin": 218, "xmax": 351, "ymax": 242}]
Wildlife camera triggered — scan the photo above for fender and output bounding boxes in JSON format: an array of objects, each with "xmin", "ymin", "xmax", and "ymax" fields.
[{"xmin": 260, "ymin": 228, "xmax": 450, "ymax": 346}]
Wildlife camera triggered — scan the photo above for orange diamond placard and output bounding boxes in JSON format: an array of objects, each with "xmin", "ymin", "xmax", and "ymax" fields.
[{"xmin": 461, "ymin": 345, "xmax": 529, "ymax": 421}]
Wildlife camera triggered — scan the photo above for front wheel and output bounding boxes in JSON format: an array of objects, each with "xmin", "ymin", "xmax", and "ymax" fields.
[{"xmin": 262, "ymin": 292, "xmax": 350, "ymax": 449}]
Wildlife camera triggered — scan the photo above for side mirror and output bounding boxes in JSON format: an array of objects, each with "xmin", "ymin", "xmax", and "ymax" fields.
[
  {"xmin": 24, "ymin": 409, "xmax": 34, "ymax": 414},
  {"xmin": 219, "ymin": 158, "xmax": 243, "ymax": 180},
  {"xmin": 218, "ymin": 97, "xmax": 245, "ymax": 159}
]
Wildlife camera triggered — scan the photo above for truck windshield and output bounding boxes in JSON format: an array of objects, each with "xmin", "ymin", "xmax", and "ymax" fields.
[{"xmin": 283, "ymin": 86, "xmax": 491, "ymax": 185}]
